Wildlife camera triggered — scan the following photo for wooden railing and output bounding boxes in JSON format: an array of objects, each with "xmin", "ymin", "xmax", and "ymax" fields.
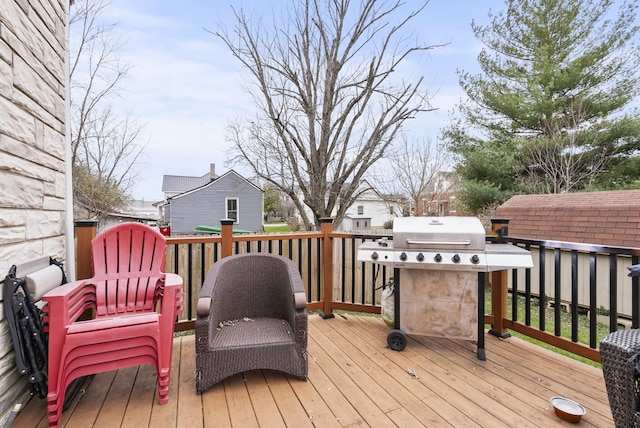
[
  {"xmin": 164, "ymin": 219, "xmax": 395, "ymax": 327},
  {"xmin": 75, "ymin": 219, "xmax": 640, "ymax": 363},
  {"xmin": 491, "ymin": 237, "xmax": 640, "ymax": 363}
]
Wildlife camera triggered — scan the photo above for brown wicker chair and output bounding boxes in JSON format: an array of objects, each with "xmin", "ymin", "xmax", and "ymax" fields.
[
  {"xmin": 600, "ymin": 329, "xmax": 640, "ymax": 428},
  {"xmin": 195, "ymin": 253, "xmax": 308, "ymax": 393}
]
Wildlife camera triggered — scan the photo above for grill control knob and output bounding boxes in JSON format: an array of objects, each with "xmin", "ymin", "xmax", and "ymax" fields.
[
  {"xmin": 416, "ymin": 253, "xmax": 425, "ymax": 262},
  {"xmin": 434, "ymin": 253, "xmax": 442, "ymax": 262},
  {"xmin": 371, "ymin": 252, "xmax": 378, "ymax": 260},
  {"xmin": 471, "ymin": 254, "xmax": 480, "ymax": 264},
  {"xmin": 452, "ymin": 254, "xmax": 461, "ymax": 263},
  {"xmin": 399, "ymin": 252, "xmax": 408, "ymax": 261}
]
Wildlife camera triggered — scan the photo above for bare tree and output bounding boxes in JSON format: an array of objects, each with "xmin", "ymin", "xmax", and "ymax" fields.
[
  {"xmin": 374, "ymin": 134, "xmax": 453, "ymax": 216},
  {"xmin": 70, "ymin": 0, "xmax": 145, "ymax": 219},
  {"xmin": 519, "ymin": 96, "xmax": 609, "ymax": 194},
  {"xmin": 215, "ymin": 0, "xmax": 438, "ymax": 230}
]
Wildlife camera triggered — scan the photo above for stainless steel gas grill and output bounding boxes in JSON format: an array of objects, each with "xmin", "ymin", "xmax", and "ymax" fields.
[{"xmin": 357, "ymin": 216, "xmax": 533, "ymax": 360}]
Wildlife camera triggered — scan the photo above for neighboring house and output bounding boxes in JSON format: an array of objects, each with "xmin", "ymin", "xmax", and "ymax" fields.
[
  {"xmin": 344, "ymin": 183, "xmax": 402, "ymax": 229},
  {"xmin": 162, "ymin": 167, "xmax": 263, "ymax": 235},
  {"xmin": 265, "ymin": 188, "xmax": 297, "ymax": 223},
  {"xmin": 162, "ymin": 163, "xmax": 216, "ymax": 200},
  {"xmin": 73, "ymin": 200, "xmax": 159, "ymax": 233},
  {"xmin": 0, "ymin": 2, "xmax": 72, "ymax": 425},
  {"xmin": 418, "ymin": 171, "xmax": 459, "ymax": 217},
  {"xmin": 127, "ymin": 199, "xmax": 161, "ymax": 220},
  {"xmin": 98, "ymin": 212, "xmax": 157, "ymax": 232},
  {"xmin": 310, "ymin": 180, "xmax": 402, "ymax": 231},
  {"xmin": 341, "ymin": 214, "xmax": 373, "ymax": 231}
]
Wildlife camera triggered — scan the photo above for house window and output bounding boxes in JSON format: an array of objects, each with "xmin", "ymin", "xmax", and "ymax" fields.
[
  {"xmin": 449, "ymin": 197, "xmax": 457, "ymax": 213},
  {"xmin": 357, "ymin": 205, "xmax": 364, "ymax": 215},
  {"xmin": 226, "ymin": 198, "xmax": 238, "ymax": 222}
]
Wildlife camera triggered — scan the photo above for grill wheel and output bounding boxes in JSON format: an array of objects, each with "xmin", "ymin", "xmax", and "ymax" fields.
[{"xmin": 387, "ymin": 329, "xmax": 407, "ymax": 351}]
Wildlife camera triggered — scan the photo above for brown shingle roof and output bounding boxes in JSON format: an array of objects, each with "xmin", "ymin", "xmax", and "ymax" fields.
[{"xmin": 494, "ymin": 190, "xmax": 640, "ymax": 248}]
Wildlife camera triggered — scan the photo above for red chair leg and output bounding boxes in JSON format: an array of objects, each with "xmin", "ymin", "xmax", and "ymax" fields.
[
  {"xmin": 157, "ymin": 367, "xmax": 170, "ymax": 404},
  {"xmin": 46, "ymin": 389, "xmax": 64, "ymax": 428}
]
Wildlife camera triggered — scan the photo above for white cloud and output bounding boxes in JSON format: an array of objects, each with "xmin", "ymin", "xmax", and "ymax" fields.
[{"xmin": 99, "ymin": 0, "xmax": 506, "ymax": 200}]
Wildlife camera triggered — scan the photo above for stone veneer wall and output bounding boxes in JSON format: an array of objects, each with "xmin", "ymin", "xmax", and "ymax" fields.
[{"xmin": 0, "ymin": 0, "xmax": 68, "ymax": 424}]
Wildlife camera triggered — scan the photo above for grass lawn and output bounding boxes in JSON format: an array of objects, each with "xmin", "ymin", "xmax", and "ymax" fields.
[
  {"xmin": 263, "ymin": 223, "xmax": 292, "ymax": 233},
  {"xmin": 485, "ymin": 288, "xmax": 615, "ymax": 367}
]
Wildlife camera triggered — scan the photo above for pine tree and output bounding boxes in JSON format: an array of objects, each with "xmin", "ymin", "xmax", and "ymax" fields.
[{"xmin": 445, "ymin": 0, "xmax": 640, "ymax": 213}]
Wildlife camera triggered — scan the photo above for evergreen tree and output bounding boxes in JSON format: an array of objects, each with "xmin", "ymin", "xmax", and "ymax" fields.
[{"xmin": 444, "ymin": 0, "xmax": 640, "ymax": 212}]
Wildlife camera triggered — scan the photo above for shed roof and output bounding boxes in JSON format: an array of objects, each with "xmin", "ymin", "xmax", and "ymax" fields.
[{"xmin": 494, "ymin": 190, "xmax": 640, "ymax": 248}]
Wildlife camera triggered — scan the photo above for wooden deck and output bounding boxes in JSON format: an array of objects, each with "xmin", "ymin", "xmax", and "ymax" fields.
[{"xmin": 12, "ymin": 314, "xmax": 613, "ymax": 427}]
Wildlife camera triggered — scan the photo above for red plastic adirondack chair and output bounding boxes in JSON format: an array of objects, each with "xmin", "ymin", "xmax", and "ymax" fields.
[{"xmin": 42, "ymin": 223, "xmax": 183, "ymax": 428}]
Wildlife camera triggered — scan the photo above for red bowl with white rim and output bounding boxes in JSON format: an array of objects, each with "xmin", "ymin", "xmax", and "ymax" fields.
[{"xmin": 550, "ymin": 396, "xmax": 586, "ymax": 423}]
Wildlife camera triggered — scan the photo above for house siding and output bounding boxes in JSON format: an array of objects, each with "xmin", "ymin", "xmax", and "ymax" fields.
[
  {"xmin": 302, "ymin": 184, "xmax": 401, "ymax": 230},
  {"xmin": 169, "ymin": 172, "xmax": 263, "ymax": 234},
  {"xmin": 337, "ymin": 195, "xmax": 396, "ymax": 231},
  {"xmin": 0, "ymin": 1, "xmax": 69, "ymax": 425}
]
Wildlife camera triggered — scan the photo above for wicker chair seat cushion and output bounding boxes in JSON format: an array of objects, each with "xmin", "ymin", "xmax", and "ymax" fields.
[{"xmin": 211, "ymin": 318, "xmax": 294, "ymax": 349}]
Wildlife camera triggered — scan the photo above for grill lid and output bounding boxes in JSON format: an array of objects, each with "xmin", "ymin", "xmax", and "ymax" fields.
[
  {"xmin": 393, "ymin": 216, "xmax": 485, "ymax": 251},
  {"xmin": 357, "ymin": 216, "xmax": 534, "ymax": 272}
]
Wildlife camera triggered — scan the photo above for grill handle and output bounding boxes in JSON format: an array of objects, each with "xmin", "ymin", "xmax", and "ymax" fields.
[{"xmin": 405, "ymin": 239, "xmax": 471, "ymax": 246}]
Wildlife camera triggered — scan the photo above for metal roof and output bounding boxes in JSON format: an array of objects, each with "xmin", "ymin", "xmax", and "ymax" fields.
[{"xmin": 161, "ymin": 173, "xmax": 210, "ymax": 192}]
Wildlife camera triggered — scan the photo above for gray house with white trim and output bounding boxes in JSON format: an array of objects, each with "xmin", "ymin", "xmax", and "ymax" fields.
[{"xmin": 162, "ymin": 167, "xmax": 263, "ymax": 235}]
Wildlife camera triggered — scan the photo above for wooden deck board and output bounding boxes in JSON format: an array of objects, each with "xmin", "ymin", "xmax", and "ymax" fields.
[
  {"xmin": 306, "ymin": 334, "xmax": 364, "ymax": 426},
  {"xmin": 201, "ymin": 381, "xmax": 229, "ymax": 428},
  {"xmin": 309, "ymin": 324, "xmax": 398, "ymax": 427},
  {"xmin": 261, "ymin": 371, "xmax": 313, "ymax": 427},
  {"xmin": 317, "ymin": 315, "xmax": 451, "ymax": 426},
  {"xmin": 11, "ymin": 314, "xmax": 614, "ymax": 427},
  {"xmin": 225, "ymin": 372, "xmax": 260, "ymax": 428},
  {"xmin": 176, "ymin": 335, "xmax": 203, "ymax": 428},
  {"xmin": 94, "ymin": 366, "xmax": 137, "ymax": 427},
  {"xmin": 121, "ymin": 364, "xmax": 155, "ymax": 427},
  {"xmin": 324, "ymin": 323, "xmax": 449, "ymax": 427},
  {"xmin": 61, "ymin": 374, "xmax": 111, "ymax": 428},
  {"xmin": 148, "ymin": 339, "xmax": 180, "ymax": 426},
  {"xmin": 244, "ymin": 370, "xmax": 286, "ymax": 428},
  {"xmin": 349, "ymin": 316, "xmax": 487, "ymax": 427}
]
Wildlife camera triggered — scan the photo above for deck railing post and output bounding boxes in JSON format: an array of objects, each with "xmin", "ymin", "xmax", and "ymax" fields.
[
  {"xmin": 489, "ymin": 270, "xmax": 510, "ymax": 338},
  {"xmin": 74, "ymin": 220, "xmax": 98, "ymax": 280},
  {"xmin": 220, "ymin": 219, "xmax": 234, "ymax": 258},
  {"xmin": 489, "ymin": 218, "xmax": 511, "ymax": 338},
  {"xmin": 319, "ymin": 218, "xmax": 335, "ymax": 319}
]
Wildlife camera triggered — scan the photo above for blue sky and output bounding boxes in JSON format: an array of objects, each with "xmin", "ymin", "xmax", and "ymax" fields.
[{"xmin": 102, "ymin": 0, "xmax": 508, "ymax": 200}]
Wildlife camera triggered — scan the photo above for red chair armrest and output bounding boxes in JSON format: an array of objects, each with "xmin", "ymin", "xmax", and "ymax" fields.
[
  {"xmin": 159, "ymin": 273, "xmax": 184, "ymax": 319},
  {"xmin": 42, "ymin": 279, "xmax": 96, "ymax": 327}
]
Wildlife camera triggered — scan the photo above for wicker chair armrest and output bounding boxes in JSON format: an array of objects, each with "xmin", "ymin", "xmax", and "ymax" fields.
[
  {"xmin": 197, "ymin": 297, "xmax": 211, "ymax": 317},
  {"xmin": 197, "ymin": 261, "xmax": 225, "ymax": 324},
  {"xmin": 294, "ymin": 291, "xmax": 306, "ymax": 310}
]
